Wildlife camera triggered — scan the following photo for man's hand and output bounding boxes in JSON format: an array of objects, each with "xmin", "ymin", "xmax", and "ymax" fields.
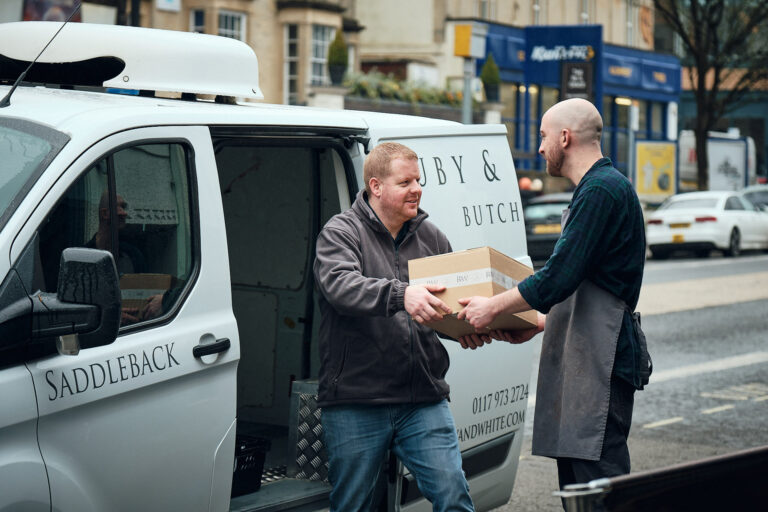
[
  {"xmin": 457, "ymin": 333, "xmax": 492, "ymax": 350},
  {"xmin": 456, "ymin": 295, "xmax": 498, "ymax": 330},
  {"xmin": 121, "ymin": 307, "xmax": 140, "ymax": 325},
  {"xmin": 489, "ymin": 312, "xmax": 546, "ymax": 344},
  {"xmin": 141, "ymin": 294, "xmax": 164, "ymax": 320},
  {"xmin": 405, "ymin": 284, "xmax": 452, "ymax": 325}
]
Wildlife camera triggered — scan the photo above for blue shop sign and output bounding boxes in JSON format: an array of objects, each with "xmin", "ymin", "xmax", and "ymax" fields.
[
  {"xmin": 604, "ymin": 53, "xmax": 641, "ymax": 88},
  {"xmin": 641, "ymin": 60, "xmax": 679, "ymax": 94},
  {"xmin": 477, "ymin": 23, "xmax": 525, "ymax": 83},
  {"xmin": 603, "ymin": 44, "xmax": 680, "ymax": 100},
  {"xmin": 524, "ymin": 25, "xmax": 603, "ymax": 88}
]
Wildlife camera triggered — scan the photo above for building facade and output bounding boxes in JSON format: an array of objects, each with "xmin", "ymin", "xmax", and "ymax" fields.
[
  {"xmin": 4, "ymin": 1, "xmax": 681, "ymax": 180},
  {"xmin": 2, "ymin": 0, "xmax": 362, "ymax": 105},
  {"xmin": 354, "ymin": 0, "xmax": 679, "ymax": 176}
]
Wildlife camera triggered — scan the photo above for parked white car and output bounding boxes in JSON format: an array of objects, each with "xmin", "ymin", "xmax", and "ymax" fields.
[
  {"xmin": 646, "ymin": 191, "xmax": 768, "ymax": 259},
  {"xmin": 742, "ymin": 184, "xmax": 768, "ymax": 209}
]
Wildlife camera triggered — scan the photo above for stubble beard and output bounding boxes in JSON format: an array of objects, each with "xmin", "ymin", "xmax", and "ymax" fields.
[{"xmin": 545, "ymin": 146, "xmax": 565, "ymax": 178}]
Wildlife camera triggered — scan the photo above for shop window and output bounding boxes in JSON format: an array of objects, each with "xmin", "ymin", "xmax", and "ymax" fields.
[
  {"xmin": 527, "ymin": 85, "xmax": 542, "ymax": 170},
  {"xmin": 616, "ymin": 130, "xmax": 629, "ymax": 174},
  {"xmin": 602, "ymin": 96, "xmax": 613, "ymax": 125},
  {"xmin": 603, "ymin": 130, "xmax": 613, "ymax": 160},
  {"xmin": 602, "ymin": 96, "xmax": 616, "ymax": 161},
  {"xmin": 501, "ymin": 83, "xmax": 520, "ymax": 151},
  {"xmin": 541, "ymin": 86, "xmax": 558, "ymax": 114},
  {"xmin": 284, "ymin": 24, "xmax": 299, "ymax": 105},
  {"xmin": 190, "ymin": 9, "xmax": 204, "ymax": 33},
  {"xmin": 37, "ymin": 143, "xmax": 194, "ymax": 329},
  {"xmin": 636, "ymin": 99, "xmax": 648, "ymax": 140},
  {"xmin": 651, "ymin": 102, "xmax": 664, "ymax": 139},
  {"xmin": 311, "ymin": 25, "xmax": 335, "ymax": 86},
  {"xmin": 219, "ymin": 10, "xmax": 246, "ymax": 41}
]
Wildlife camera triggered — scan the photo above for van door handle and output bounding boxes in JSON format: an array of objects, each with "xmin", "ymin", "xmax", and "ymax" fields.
[{"xmin": 193, "ymin": 338, "xmax": 231, "ymax": 358}]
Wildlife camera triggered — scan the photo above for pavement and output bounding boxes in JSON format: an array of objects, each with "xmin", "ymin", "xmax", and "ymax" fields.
[
  {"xmin": 491, "ymin": 255, "xmax": 768, "ymax": 511},
  {"xmin": 636, "ymin": 270, "xmax": 768, "ymax": 315}
]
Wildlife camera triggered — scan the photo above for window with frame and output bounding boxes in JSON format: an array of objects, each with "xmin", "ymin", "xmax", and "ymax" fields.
[
  {"xmin": 626, "ymin": 0, "xmax": 637, "ymax": 46},
  {"xmin": 532, "ymin": 0, "xmax": 546, "ymax": 25},
  {"xmin": 636, "ymin": 99, "xmax": 648, "ymax": 140},
  {"xmin": 579, "ymin": 0, "xmax": 592, "ymax": 23},
  {"xmin": 190, "ymin": 9, "xmax": 205, "ymax": 33},
  {"xmin": 650, "ymin": 102, "xmax": 665, "ymax": 139},
  {"xmin": 725, "ymin": 197, "xmax": 745, "ymax": 211},
  {"xmin": 477, "ymin": 0, "xmax": 497, "ymax": 19},
  {"xmin": 37, "ymin": 143, "xmax": 194, "ymax": 329},
  {"xmin": 311, "ymin": 25, "xmax": 335, "ymax": 86},
  {"xmin": 219, "ymin": 10, "xmax": 246, "ymax": 41},
  {"xmin": 285, "ymin": 24, "xmax": 299, "ymax": 105},
  {"xmin": 501, "ymin": 83, "xmax": 520, "ymax": 151}
]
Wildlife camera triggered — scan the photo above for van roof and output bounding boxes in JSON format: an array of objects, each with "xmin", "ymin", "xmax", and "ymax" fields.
[
  {"xmin": 0, "ymin": 84, "xmax": 458, "ymax": 139},
  {"xmin": 0, "ymin": 22, "xmax": 461, "ymax": 139},
  {"xmin": 0, "ymin": 22, "xmax": 263, "ymax": 100}
]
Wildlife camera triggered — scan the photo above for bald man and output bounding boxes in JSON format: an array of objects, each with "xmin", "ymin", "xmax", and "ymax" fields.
[{"xmin": 457, "ymin": 99, "xmax": 649, "ymax": 505}]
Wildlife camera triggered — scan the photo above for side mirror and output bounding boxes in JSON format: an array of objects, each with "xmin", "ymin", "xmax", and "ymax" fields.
[
  {"xmin": 32, "ymin": 248, "xmax": 121, "ymax": 353},
  {"xmin": 0, "ymin": 247, "xmax": 120, "ymax": 365}
]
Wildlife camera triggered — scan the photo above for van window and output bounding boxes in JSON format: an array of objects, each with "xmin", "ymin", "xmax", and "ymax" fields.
[
  {"xmin": 0, "ymin": 119, "xmax": 69, "ymax": 230},
  {"xmin": 37, "ymin": 143, "xmax": 194, "ymax": 328}
]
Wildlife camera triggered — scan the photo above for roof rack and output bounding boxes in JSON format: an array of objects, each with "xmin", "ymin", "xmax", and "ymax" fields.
[{"xmin": 0, "ymin": 22, "xmax": 263, "ymax": 100}]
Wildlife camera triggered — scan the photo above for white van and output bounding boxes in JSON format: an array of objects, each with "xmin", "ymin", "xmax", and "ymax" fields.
[{"xmin": 0, "ymin": 22, "xmax": 535, "ymax": 512}]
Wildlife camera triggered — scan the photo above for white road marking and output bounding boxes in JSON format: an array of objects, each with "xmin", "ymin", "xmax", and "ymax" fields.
[
  {"xmin": 650, "ymin": 351, "xmax": 768, "ymax": 384},
  {"xmin": 645, "ymin": 254, "xmax": 768, "ymax": 272},
  {"xmin": 643, "ymin": 417, "xmax": 684, "ymax": 429},
  {"xmin": 527, "ymin": 352, "xmax": 768, "ymax": 409},
  {"xmin": 700, "ymin": 391, "xmax": 749, "ymax": 400},
  {"xmin": 701, "ymin": 404, "xmax": 735, "ymax": 415}
]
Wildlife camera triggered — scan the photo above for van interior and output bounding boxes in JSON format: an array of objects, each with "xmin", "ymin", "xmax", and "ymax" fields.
[{"xmin": 213, "ymin": 134, "xmax": 354, "ymax": 509}]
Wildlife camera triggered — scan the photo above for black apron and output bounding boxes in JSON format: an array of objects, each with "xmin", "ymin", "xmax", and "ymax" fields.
[{"xmin": 531, "ymin": 208, "xmax": 626, "ymax": 461}]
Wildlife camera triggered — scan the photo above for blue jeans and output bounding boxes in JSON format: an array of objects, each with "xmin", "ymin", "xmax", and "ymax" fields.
[{"xmin": 322, "ymin": 400, "xmax": 475, "ymax": 512}]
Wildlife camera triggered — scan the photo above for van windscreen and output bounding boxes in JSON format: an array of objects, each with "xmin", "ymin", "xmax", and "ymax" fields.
[{"xmin": 0, "ymin": 118, "xmax": 69, "ymax": 230}]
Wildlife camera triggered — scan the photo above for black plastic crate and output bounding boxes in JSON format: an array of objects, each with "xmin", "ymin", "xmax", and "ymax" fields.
[{"xmin": 231, "ymin": 435, "xmax": 271, "ymax": 497}]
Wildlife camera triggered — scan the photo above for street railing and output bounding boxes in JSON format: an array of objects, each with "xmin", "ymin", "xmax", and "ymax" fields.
[{"xmin": 555, "ymin": 444, "xmax": 768, "ymax": 511}]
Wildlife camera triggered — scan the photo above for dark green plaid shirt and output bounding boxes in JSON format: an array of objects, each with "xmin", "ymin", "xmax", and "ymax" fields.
[{"xmin": 518, "ymin": 158, "xmax": 646, "ymax": 386}]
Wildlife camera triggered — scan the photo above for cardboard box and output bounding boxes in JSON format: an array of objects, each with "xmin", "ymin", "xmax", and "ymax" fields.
[
  {"xmin": 408, "ymin": 247, "xmax": 537, "ymax": 339},
  {"xmin": 119, "ymin": 273, "xmax": 172, "ymax": 314}
]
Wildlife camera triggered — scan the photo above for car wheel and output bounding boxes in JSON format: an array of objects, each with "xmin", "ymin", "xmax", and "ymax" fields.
[
  {"xmin": 725, "ymin": 229, "xmax": 741, "ymax": 257},
  {"xmin": 650, "ymin": 248, "xmax": 670, "ymax": 260},
  {"xmin": 695, "ymin": 249, "xmax": 710, "ymax": 258}
]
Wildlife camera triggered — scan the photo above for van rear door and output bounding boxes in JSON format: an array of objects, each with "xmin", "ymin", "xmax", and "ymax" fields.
[{"xmin": 366, "ymin": 124, "xmax": 534, "ymax": 510}]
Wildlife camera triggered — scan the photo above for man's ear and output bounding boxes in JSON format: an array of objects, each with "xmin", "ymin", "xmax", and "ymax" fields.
[
  {"xmin": 561, "ymin": 128, "xmax": 570, "ymax": 148},
  {"xmin": 369, "ymin": 177, "xmax": 382, "ymax": 198}
]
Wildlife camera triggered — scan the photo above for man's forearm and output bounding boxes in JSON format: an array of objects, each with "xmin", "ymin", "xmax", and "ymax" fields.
[{"xmin": 489, "ymin": 286, "xmax": 532, "ymax": 316}]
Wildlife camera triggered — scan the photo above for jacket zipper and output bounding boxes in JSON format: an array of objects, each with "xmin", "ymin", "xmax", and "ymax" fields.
[{"xmin": 394, "ymin": 232, "xmax": 417, "ymax": 404}]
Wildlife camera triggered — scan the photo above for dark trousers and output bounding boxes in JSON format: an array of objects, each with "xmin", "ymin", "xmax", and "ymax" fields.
[{"xmin": 557, "ymin": 376, "xmax": 635, "ymax": 511}]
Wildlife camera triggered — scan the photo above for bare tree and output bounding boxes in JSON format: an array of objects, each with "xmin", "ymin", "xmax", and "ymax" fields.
[{"xmin": 654, "ymin": 0, "xmax": 768, "ymax": 190}]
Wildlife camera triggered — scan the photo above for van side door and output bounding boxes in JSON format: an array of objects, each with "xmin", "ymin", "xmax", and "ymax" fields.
[{"xmin": 14, "ymin": 126, "xmax": 238, "ymax": 512}]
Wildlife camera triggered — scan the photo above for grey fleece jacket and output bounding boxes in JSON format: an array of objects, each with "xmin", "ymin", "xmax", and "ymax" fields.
[{"xmin": 313, "ymin": 190, "xmax": 453, "ymax": 407}]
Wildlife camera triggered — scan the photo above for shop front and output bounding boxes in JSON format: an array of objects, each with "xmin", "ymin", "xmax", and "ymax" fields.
[{"xmin": 478, "ymin": 23, "xmax": 680, "ymax": 185}]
